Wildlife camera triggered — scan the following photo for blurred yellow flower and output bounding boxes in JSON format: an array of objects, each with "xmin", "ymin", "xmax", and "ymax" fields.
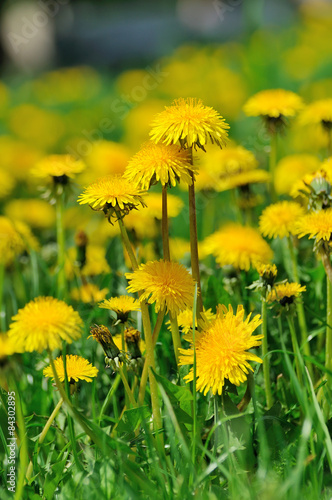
[
  {"xmin": 70, "ymin": 283, "xmax": 108, "ymax": 303},
  {"xmin": 124, "ymin": 142, "xmax": 195, "ymax": 189},
  {"xmin": 0, "ymin": 216, "xmax": 25, "ymax": 266},
  {"xmin": 43, "ymin": 354, "xmax": 98, "ymax": 383},
  {"xmin": 66, "ymin": 245, "xmax": 111, "ymax": 279},
  {"xmin": 150, "ymin": 98, "xmax": 229, "ymax": 150},
  {"xmin": 267, "ymin": 282, "xmax": 306, "ymax": 305},
  {"xmin": 33, "ymin": 154, "xmax": 86, "ymax": 181},
  {"xmin": 169, "ymin": 238, "xmax": 191, "ymax": 261},
  {"xmin": 290, "ymin": 168, "xmax": 332, "ymax": 199},
  {"xmin": 124, "ymin": 211, "xmax": 158, "ymax": 240},
  {"xmin": 243, "ymin": 89, "xmax": 303, "ymax": 119},
  {"xmin": 145, "ymin": 192, "xmax": 184, "ymax": 219},
  {"xmin": 0, "ymin": 169, "xmax": 15, "ymax": 200},
  {"xmin": 296, "ymin": 209, "xmax": 332, "ymax": 242},
  {"xmin": 126, "ymin": 259, "xmax": 196, "ymax": 315},
  {"xmin": 99, "ymin": 295, "xmax": 140, "ymax": 322},
  {"xmin": 204, "ymin": 224, "xmax": 273, "ymax": 271},
  {"xmin": 0, "ymin": 333, "xmax": 17, "ymax": 360},
  {"xmin": 218, "ymin": 169, "xmax": 270, "ymax": 192},
  {"xmin": 274, "ymin": 154, "xmax": 321, "ymax": 195},
  {"xmin": 259, "ymin": 201, "xmax": 305, "ymax": 239},
  {"xmin": 0, "ymin": 136, "xmax": 42, "ymax": 181},
  {"xmin": 9, "ymin": 297, "xmax": 83, "ymax": 353},
  {"xmin": 5, "ymin": 199, "xmax": 55, "ymax": 229},
  {"xmin": 299, "ymin": 98, "xmax": 332, "ymax": 130},
  {"xmin": 179, "ymin": 305, "xmax": 263, "ymax": 395}
]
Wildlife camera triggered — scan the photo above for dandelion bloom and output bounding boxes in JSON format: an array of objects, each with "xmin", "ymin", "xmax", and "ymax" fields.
[
  {"xmin": 150, "ymin": 98, "xmax": 229, "ymax": 150},
  {"xmin": 259, "ymin": 201, "xmax": 305, "ymax": 239},
  {"xmin": 243, "ymin": 89, "xmax": 303, "ymax": 119},
  {"xmin": 5, "ymin": 199, "xmax": 55, "ymax": 229},
  {"xmin": 204, "ymin": 224, "xmax": 273, "ymax": 271},
  {"xmin": 99, "ymin": 295, "xmax": 140, "ymax": 322},
  {"xmin": 0, "ymin": 216, "xmax": 25, "ymax": 266},
  {"xmin": 0, "ymin": 333, "xmax": 16, "ymax": 360},
  {"xmin": 267, "ymin": 282, "xmax": 306, "ymax": 305},
  {"xmin": 77, "ymin": 175, "xmax": 146, "ymax": 218},
  {"xmin": 299, "ymin": 98, "xmax": 332, "ymax": 130},
  {"xmin": 43, "ymin": 355, "xmax": 98, "ymax": 383},
  {"xmin": 274, "ymin": 154, "xmax": 321, "ymax": 195},
  {"xmin": 257, "ymin": 263, "xmax": 278, "ymax": 281},
  {"xmin": 145, "ymin": 192, "xmax": 184, "ymax": 219},
  {"xmin": 70, "ymin": 283, "xmax": 108, "ymax": 303},
  {"xmin": 32, "ymin": 154, "xmax": 85, "ymax": 180},
  {"xmin": 8, "ymin": 297, "xmax": 83, "ymax": 353},
  {"xmin": 124, "ymin": 142, "xmax": 195, "ymax": 189},
  {"xmin": 126, "ymin": 260, "xmax": 196, "ymax": 315},
  {"xmin": 218, "ymin": 169, "xmax": 270, "ymax": 192},
  {"xmin": 179, "ymin": 305, "xmax": 263, "ymax": 395},
  {"xmin": 166, "ymin": 307, "xmax": 216, "ymax": 336},
  {"xmin": 295, "ymin": 209, "xmax": 332, "ymax": 242},
  {"xmin": 290, "ymin": 169, "xmax": 331, "ymax": 199},
  {"xmin": 0, "ymin": 169, "xmax": 14, "ymax": 199}
]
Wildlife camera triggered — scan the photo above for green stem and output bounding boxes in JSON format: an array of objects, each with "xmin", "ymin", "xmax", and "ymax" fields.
[
  {"xmin": 192, "ymin": 285, "xmax": 198, "ymax": 469},
  {"xmin": 118, "ymin": 366, "xmax": 137, "ymax": 408},
  {"xmin": 169, "ymin": 312, "xmax": 181, "ymax": 365},
  {"xmin": 261, "ymin": 298, "xmax": 273, "ymax": 409},
  {"xmin": 117, "ymin": 215, "xmax": 138, "ymax": 271},
  {"xmin": 121, "ymin": 323, "xmax": 130, "ymax": 408},
  {"xmin": 161, "ymin": 184, "xmax": 170, "ymax": 261},
  {"xmin": 188, "ymin": 165, "xmax": 204, "ymax": 318},
  {"xmin": 56, "ymin": 191, "xmax": 66, "ymax": 300},
  {"xmin": 269, "ymin": 132, "xmax": 277, "ymax": 202},
  {"xmin": 99, "ymin": 373, "xmax": 121, "ymax": 424},
  {"xmin": 30, "ymin": 250, "xmax": 39, "ymax": 298},
  {"xmin": 326, "ymin": 277, "xmax": 332, "ymax": 378},
  {"xmin": 0, "ymin": 263, "xmax": 5, "ymax": 331},
  {"xmin": 214, "ymin": 395, "xmax": 220, "ymax": 456},
  {"xmin": 26, "ymin": 397, "xmax": 64, "ymax": 481},
  {"xmin": 287, "ymin": 236, "xmax": 313, "ymax": 379},
  {"xmin": 287, "ymin": 315, "xmax": 303, "ymax": 385}
]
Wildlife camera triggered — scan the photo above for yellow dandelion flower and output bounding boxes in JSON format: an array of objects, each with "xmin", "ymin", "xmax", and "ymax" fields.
[
  {"xmin": 295, "ymin": 209, "xmax": 332, "ymax": 242},
  {"xmin": 99, "ymin": 295, "xmax": 140, "ymax": 322},
  {"xmin": 0, "ymin": 216, "xmax": 25, "ymax": 266},
  {"xmin": 32, "ymin": 154, "xmax": 86, "ymax": 180},
  {"xmin": 243, "ymin": 89, "xmax": 304, "ymax": 118},
  {"xmin": 70, "ymin": 283, "xmax": 108, "ymax": 303},
  {"xmin": 43, "ymin": 355, "xmax": 98, "ymax": 383},
  {"xmin": 5, "ymin": 199, "xmax": 55, "ymax": 229},
  {"xmin": 0, "ymin": 169, "xmax": 15, "ymax": 199},
  {"xmin": 299, "ymin": 99, "xmax": 332, "ymax": 130},
  {"xmin": 274, "ymin": 154, "xmax": 321, "ymax": 195},
  {"xmin": 257, "ymin": 263, "xmax": 278, "ymax": 280},
  {"xmin": 126, "ymin": 260, "xmax": 196, "ymax": 315},
  {"xmin": 259, "ymin": 201, "xmax": 305, "ymax": 239},
  {"xmin": 179, "ymin": 305, "xmax": 263, "ymax": 395},
  {"xmin": 150, "ymin": 98, "xmax": 229, "ymax": 150},
  {"xmin": 204, "ymin": 224, "xmax": 273, "ymax": 271},
  {"xmin": 14, "ymin": 221, "xmax": 40, "ymax": 252},
  {"xmin": 169, "ymin": 237, "xmax": 191, "ymax": 261},
  {"xmin": 8, "ymin": 297, "xmax": 83, "ymax": 353},
  {"xmin": 215, "ymin": 146, "xmax": 258, "ymax": 175},
  {"xmin": 144, "ymin": 192, "xmax": 184, "ymax": 219},
  {"xmin": 166, "ymin": 307, "xmax": 216, "ymax": 336},
  {"xmin": 77, "ymin": 175, "xmax": 146, "ymax": 219},
  {"xmin": 124, "ymin": 142, "xmax": 196, "ymax": 189},
  {"xmin": 267, "ymin": 282, "xmax": 306, "ymax": 305},
  {"xmin": 0, "ymin": 333, "xmax": 17, "ymax": 360},
  {"xmin": 218, "ymin": 169, "xmax": 270, "ymax": 192}
]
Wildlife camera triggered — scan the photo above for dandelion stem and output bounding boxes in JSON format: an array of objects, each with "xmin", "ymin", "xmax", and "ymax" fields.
[
  {"xmin": 169, "ymin": 313, "xmax": 180, "ymax": 365},
  {"xmin": 214, "ymin": 395, "xmax": 220, "ymax": 456},
  {"xmin": 191, "ymin": 285, "xmax": 198, "ymax": 470},
  {"xmin": 269, "ymin": 132, "xmax": 277, "ymax": 202},
  {"xmin": 287, "ymin": 236, "xmax": 313, "ymax": 379},
  {"xmin": 99, "ymin": 373, "xmax": 121, "ymax": 424},
  {"xmin": 0, "ymin": 263, "xmax": 6, "ymax": 331},
  {"xmin": 117, "ymin": 214, "xmax": 139, "ymax": 271},
  {"xmin": 188, "ymin": 148, "xmax": 203, "ymax": 318},
  {"xmin": 286, "ymin": 315, "xmax": 303, "ymax": 385},
  {"xmin": 56, "ymin": 190, "xmax": 67, "ymax": 300},
  {"xmin": 121, "ymin": 323, "xmax": 130, "ymax": 408},
  {"xmin": 326, "ymin": 277, "xmax": 332, "ymax": 380},
  {"xmin": 261, "ymin": 298, "xmax": 273, "ymax": 409},
  {"xmin": 26, "ymin": 397, "xmax": 64, "ymax": 481},
  {"xmin": 118, "ymin": 365, "xmax": 137, "ymax": 408}
]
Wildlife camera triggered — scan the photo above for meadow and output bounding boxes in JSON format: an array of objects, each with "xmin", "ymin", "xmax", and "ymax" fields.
[{"xmin": 2, "ymin": 3, "xmax": 332, "ymax": 499}]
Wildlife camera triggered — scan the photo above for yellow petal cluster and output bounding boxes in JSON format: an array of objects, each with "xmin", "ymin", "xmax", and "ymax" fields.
[{"xmin": 43, "ymin": 355, "xmax": 98, "ymax": 382}]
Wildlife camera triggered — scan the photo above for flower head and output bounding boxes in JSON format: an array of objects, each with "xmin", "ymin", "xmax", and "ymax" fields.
[
  {"xmin": 150, "ymin": 98, "xmax": 229, "ymax": 150},
  {"xmin": 8, "ymin": 297, "xmax": 83, "ymax": 353},
  {"xmin": 274, "ymin": 154, "xmax": 321, "ymax": 195},
  {"xmin": 70, "ymin": 283, "xmax": 108, "ymax": 303},
  {"xmin": 124, "ymin": 142, "xmax": 195, "ymax": 189},
  {"xmin": 218, "ymin": 169, "xmax": 270, "ymax": 192},
  {"xmin": 179, "ymin": 305, "xmax": 263, "ymax": 395},
  {"xmin": 33, "ymin": 154, "xmax": 85, "ymax": 182},
  {"xmin": 295, "ymin": 209, "xmax": 332, "ymax": 242},
  {"xmin": 145, "ymin": 193, "xmax": 184, "ymax": 219},
  {"xmin": 267, "ymin": 282, "xmax": 306, "ymax": 306},
  {"xmin": 5, "ymin": 199, "xmax": 55, "ymax": 229},
  {"xmin": 126, "ymin": 260, "xmax": 196, "ymax": 315},
  {"xmin": 259, "ymin": 201, "xmax": 305, "ymax": 239},
  {"xmin": 299, "ymin": 98, "xmax": 332, "ymax": 131},
  {"xmin": 89, "ymin": 324, "xmax": 121, "ymax": 360},
  {"xmin": 43, "ymin": 355, "xmax": 98, "ymax": 383},
  {"xmin": 0, "ymin": 216, "xmax": 25, "ymax": 266},
  {"xmin": 166, "ymin": 307, "xmax": 216, "ymax": 336},
  {"xmin": 78, "ymin": 175, "xmax": 146, "ymax": 221},
  {"xmin": 243, "ymin": 89, "xmax": 303, "ymax": 119},
  {"xmin": 99, "ymin": 295, "xmax": 140, "ymax": 322},
  {"xmin": 204, "ymin": 224, "xmax": 273, "ymax": 271}
]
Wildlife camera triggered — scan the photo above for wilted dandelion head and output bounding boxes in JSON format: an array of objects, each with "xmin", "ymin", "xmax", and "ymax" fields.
[
  {"xmin": 150, "ymin": 98, "xmax": 229, "ymax": 150},
  {"xmin": 179, "ymin": 305, "xmax": 263, "ymax": 395},
  {"xmin": 295, "ymin": 208, "xmax": 332, "ymax": 242},
  {"xmin": 8, "ymin": 297, "xmax": 83, "ymax": 353},
  {"xmin": 259, "ymin": 201, "xmax": 305, "ymax": 239},
  {"xmin": 124, "ymin": 142, "xmax": 196, "ymax": 189},
  {"xmin": 267, "ymin": 282, "xmax": 306, "ymax": 306},
  {"xmin": 43, "ymin": 355, "xmax": 98, "ymax": 383},
  {"xmin": 126, "ymin": 260, "xmax": 196, "ymax": 315},
  {"xmin": 77, "ymin": 175, "xmax": 146, "ymax": 221},
  {"xmin": 204, "ymin": 224, "xmax": 273, "ymax": 271}
]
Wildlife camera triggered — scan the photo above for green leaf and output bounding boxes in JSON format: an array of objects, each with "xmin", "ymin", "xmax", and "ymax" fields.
[
  {"xmin": 153, "ymin": 370, "xmax": 193, "ymax": 425},
  {"xmin": 116, "ymin": 406, "xmax": 151, "ymax": 434},
  {"xmin": 43, "ymin": 458, "xmax": 67, "ymax": 500}
]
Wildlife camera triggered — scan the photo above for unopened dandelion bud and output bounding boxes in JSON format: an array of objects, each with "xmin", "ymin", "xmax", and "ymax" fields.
[
  {"xmin": 124, "ymin": 327, "xmax": 142, "ymax": 360},
  {"xmin": 74, "ymin": 230, "xmax": 88, "ymax": 269},
  {"xmin": 89, "ymin": 325, "xmax": 120, "ymax": 360}
]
